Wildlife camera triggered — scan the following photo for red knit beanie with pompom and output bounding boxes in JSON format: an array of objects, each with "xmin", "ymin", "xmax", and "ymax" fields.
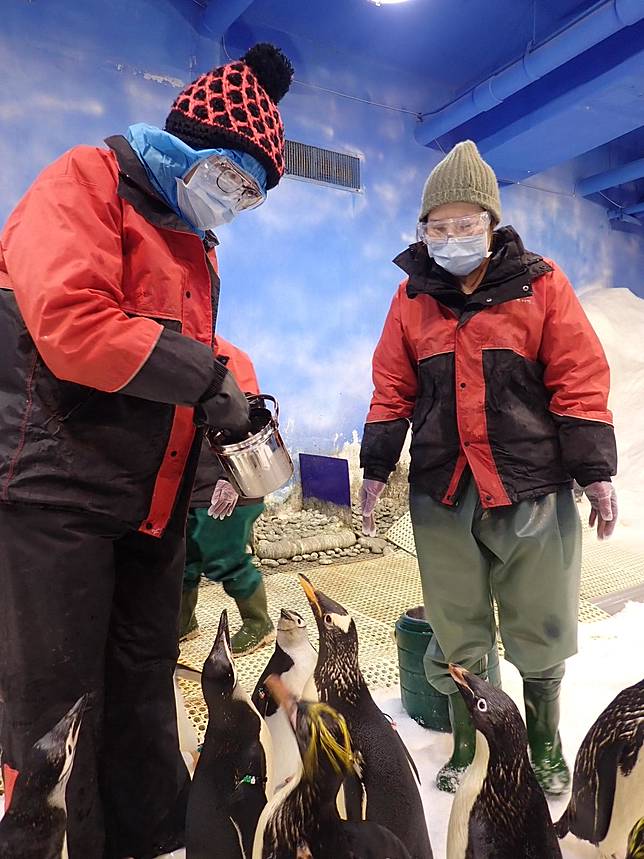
[{"xmin": 165, "ymin": 43, "xmax": 293, "ymax": 190}]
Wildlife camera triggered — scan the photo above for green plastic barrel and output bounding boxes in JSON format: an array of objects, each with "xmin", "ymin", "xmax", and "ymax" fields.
[{"xmin": 395, "ymin": 606, "xmax": 451, "ymax": 732}]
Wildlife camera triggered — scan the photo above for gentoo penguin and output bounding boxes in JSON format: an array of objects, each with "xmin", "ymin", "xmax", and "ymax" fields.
[
  {"xmin": 186, "ymin": 609, "xmax": 274, "ymax": 859},
  {"xmin": 252, "ymin": 609, "xmax": 318, "ymax": 790},
  {"xmin": 555, "ymin": 678, "xmax": 644, "ymax": 859},
  {"xmin": 0, "ymin": 695, "xmax": 87, "ymax": 859},
  {"xmin": 626, "ymin": 818, "xmax": 644, "ymax": 859},
  {"xmin": 446, "ymin": 664, "xmax": 562, "ymax": 859},
  {"xmin": 298, "ymin": 574, "xmax": 432, "ymax": 859},
  {"xmin": 253, "ymin": 674, "xmax": 412, "ymax": 859}
]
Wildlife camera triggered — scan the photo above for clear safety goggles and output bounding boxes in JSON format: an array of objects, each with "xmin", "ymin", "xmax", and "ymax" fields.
[
  {"xmin": 189, "ymin": 155, "xmax": 266, "ymax": 212},
  {"xmin": 417, "ymin": 210, "xmax": 490, "ymax": 243}
]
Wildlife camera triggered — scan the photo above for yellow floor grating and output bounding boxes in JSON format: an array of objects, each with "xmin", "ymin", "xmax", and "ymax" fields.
[
  {"xmin": 177, "ymin": 506, "xmax": 643, "ymax": 741},
  {"xmin": 177, "ymin": 553, "xmax": 421, "ymax": 740}
]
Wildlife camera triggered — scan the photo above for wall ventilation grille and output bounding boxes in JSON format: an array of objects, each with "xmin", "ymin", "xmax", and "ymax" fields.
[{"xmin": 284, "ymin": 140, "xmax": 361, "ymax": 192}]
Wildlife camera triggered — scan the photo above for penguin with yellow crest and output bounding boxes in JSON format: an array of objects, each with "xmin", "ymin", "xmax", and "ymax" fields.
[
  {"xmin": 253, "ymin": 674, "xmax": 411, "ymax": 859},
  {"xmin": 298, "ymin": 574, "xmax": 432, "ymax": 859}
]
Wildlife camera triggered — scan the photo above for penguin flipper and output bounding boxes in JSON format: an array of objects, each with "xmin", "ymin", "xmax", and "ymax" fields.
[
  {"xmin": 341, "ymin": 769, "xmax": 367, "ymax": 822},
  {"xmin": 569, "ymin": 739, "xmax": 625, "ymax": 843},
  {"xmin": 252, "ymin": 645, "xmax": 294, "ymax": 718},
  {"xmin": 386, "ymin": 717, "xmax": 421, "ymax": 786}
]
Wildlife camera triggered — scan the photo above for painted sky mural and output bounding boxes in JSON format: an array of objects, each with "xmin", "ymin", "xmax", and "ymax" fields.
[{"xmin": 2, "ymin": 0, "xmax": 642, "ymax": 457}]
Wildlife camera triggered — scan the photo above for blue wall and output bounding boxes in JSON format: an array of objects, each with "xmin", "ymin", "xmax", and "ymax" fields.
[{"xmin": 2, "ymin": 0, "xmax": 643, "ymax": 455}]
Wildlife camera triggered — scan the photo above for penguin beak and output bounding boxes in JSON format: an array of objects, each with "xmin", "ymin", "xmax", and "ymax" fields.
[
  {"xmin": 66, "ymin": 693, "xmax": 88, "ymax": 742},
  {"xmin": 448, "ymin": 663, "xmax": 471, "ymax": 690},
  {"xmin": 299, "ymin": 574, "xmax": 322, "ymax": 618},
  {"xmin": 278, "ymin": 608, "xmax": 302, "ymax": 632},
  {"xmin": 203, "ymin": 609, "xmax": 235, "ymax": 681}
]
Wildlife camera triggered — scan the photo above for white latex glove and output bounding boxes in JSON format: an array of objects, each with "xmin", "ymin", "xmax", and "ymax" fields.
[
  {"xmin": 360, "ymin": 479, "xmax": 386, "ymax": 536},
  {"xmin": 208, "ymin": 479, "xmax": 239, "ymax": 519},
  {"xmin": 584, "ymin": 481, "xmax": 618, "ymax": 540}
]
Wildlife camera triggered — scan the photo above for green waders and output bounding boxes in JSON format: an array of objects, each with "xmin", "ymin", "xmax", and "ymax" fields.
[
  {"xmin": 410, "ymin": 477, "xmax": 581, "ymax": 794},
  {"xmin": 180, "ymin": 503, "xmax": 274, "ymax": 654}
]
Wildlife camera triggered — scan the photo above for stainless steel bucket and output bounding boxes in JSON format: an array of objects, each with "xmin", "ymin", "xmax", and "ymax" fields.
[{"xmin": 209, "ymin": 395, "xmax": 294, "ymax": 498}]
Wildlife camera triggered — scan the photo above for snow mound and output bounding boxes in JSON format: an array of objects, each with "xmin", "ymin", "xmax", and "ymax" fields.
[{"xmin": 581, "ymin": 287, "xmax": 644, "ymax": 531}]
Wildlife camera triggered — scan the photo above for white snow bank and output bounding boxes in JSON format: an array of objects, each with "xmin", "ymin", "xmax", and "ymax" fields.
[
  {"xmin": 374, "ymin": 599, "xmax": 644, "ymax": 859},
  {"xmin": 580, "ymin": 287, "xmax": 644, "ymax": 535}
]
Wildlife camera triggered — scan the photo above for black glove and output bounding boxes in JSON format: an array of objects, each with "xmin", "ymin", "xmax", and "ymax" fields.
[{"xmin": 195, "ymin": 370, "xmax": 252, "ymax": 441}]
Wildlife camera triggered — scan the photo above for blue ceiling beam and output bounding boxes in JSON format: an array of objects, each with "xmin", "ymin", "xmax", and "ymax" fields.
[
  {"xmin": 608, "ymin": 200, "xmax": 644, "ymax": 219},
  {"xmin": 200, "ymin": 0, "xmax": 256, "ymax": 40},
  {"xmin": 414, "ymin": 0, "xmax": 644, "ymax": 146},
  {"xmin": 577, "ymin": 157, "xmax": 644, "ymax": 196}
]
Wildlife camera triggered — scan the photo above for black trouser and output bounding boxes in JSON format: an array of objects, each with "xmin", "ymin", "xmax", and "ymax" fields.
[{"xmin": 0, "ymin": 495, "xmax": 192, "ymax": 858}]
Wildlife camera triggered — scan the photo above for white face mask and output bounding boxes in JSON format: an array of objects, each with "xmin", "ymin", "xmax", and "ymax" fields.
[
  {"xmin": 175, "ymin": 178, "xmax": 236, "ymax": 231},
  {"xmin": 176, "ymin": 155, "xmax": 266, "ymax": 232},
  {"xmin": 428, "ymin": 233, "xmax": 490, "ymax": 277}
]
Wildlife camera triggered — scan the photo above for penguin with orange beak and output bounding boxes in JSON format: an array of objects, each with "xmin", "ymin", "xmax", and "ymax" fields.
[
  {"xmin": 298, "ymin": 574, "xmax": 432, "ymax": 859},
  {"xmin": 446, "ymin": 664, "xmax": 561, "ymax": 859}
]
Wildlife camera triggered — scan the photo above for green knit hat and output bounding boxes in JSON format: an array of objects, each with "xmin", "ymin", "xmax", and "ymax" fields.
[{"xmin": 419, "ymin": 140, "xmax": 501, "ymax": 225}]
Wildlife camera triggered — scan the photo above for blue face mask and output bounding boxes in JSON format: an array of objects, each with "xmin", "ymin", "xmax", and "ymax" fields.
[
  {"xmin": 428, "ymin": 233, "xmax": 490, "ymax": 277},
  {"xmin": 126, "ymin": 123, "xmax": 267, "ymax": 235}
]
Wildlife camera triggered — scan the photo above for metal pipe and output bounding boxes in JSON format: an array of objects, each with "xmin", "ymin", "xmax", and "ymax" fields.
[
  {"xmin": 577, "ymin": 157, "xmax": 644, "ymax": 196},
  {"xmin": 414, "ymin": 0, "xmax": 644, "ymax": 145}
]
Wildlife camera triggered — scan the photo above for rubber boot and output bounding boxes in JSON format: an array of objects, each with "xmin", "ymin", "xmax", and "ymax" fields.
[
  {"xmin": 179, "ymin": 587, "xmax": 199, "ymax": 641},
  {"xmin": 436, "ymin": 690, "xmax": 476, "ymax": 793},
  {"xmin": 231, "ymin": 579, "xmax": 275, "ymax": 657},
  {"xmin": 435, "ymin": 648, "xmax": 501, "ymax": 793},
  {"xmin": 523, "ymin": 677, "xmax": 571, "ymax": 796}
]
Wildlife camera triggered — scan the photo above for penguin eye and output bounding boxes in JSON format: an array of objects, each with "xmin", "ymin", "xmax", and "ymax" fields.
[
  {"xmin": 476, "ymin": 698, "xmax": 488, "ymax": 713},
  {"xmin": 324, "ymin": 613, "xmax": 333, "ymax": 627}
]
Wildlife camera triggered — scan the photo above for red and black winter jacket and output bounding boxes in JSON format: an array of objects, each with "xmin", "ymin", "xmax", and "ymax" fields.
[
  {"xmin": 0, "ymin": 137, "xmax": 227, "ymax": 536},
  {"xmin": 360, "ymin": 227, "xmax": 617, "ymax": 508}
]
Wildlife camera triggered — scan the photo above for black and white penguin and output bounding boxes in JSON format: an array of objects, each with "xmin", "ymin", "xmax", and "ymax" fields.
[
  {"xmin": 253, "ymin": 674, "xmax": 412, "ymax": 859},
  {"xmin": 186, "ymin": 609, "xmax": 274, "ymax": 859},
  {"xmin": 555, "ymin": 678, "xmax": 644, "ymax": 859},
  {"xmin": 252, "ymin": 609, "xmax": 318, "ymax": 790},
  {"xmin": 0, "ymin": 695, "xmax": 87, "ymax": 859},
  {"xmin": 446, "ymin": 664, "xmax": 562, "ymax": 859},
  {"xmin": 298, "ymin": 574, "xmax": 432, "ymax": 859}
]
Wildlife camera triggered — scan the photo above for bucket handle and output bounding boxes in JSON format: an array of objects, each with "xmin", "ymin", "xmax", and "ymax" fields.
[
  {"xmin": 205, "ymin": 394, "xmax": 279, "ymax": 448},
  {"xmin": 249, "ymin": 394, "xmax": 279, "ymax": 424}
]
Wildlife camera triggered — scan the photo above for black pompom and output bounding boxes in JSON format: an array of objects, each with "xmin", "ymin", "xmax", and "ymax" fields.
[{"xmin": 241, "ymin": 43, "xmax": 293, "ymax": 103}]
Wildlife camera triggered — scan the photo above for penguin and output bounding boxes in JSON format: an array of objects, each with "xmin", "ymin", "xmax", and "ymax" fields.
[
  {"xmin": 252, "ymin": 609, "xmax": 318, "ymax": 790},
  {"xmin": 555, "ymin": 678, "xmax": 644, "ymax": 859},
  {"xmin": 446, "ymin": 664, "xmax": 562, "ymax": 859},
  {"xmin": 252, "ymin": 674, "xmax": 412, "ymax": 859},
  {"xmin": 298, "ymin": 574, "xmax": 433, "ymax": 859},
  {"xmin": 0, "ymin": 695, "xmax": 87, "ymax": 859},
  {"xmin": 186, "ymin": 609, "xmax": 274, "ymax": 859},
  {"xmin": 626, "ymin": 818, "xmax": 644, "ymax": 859}
]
